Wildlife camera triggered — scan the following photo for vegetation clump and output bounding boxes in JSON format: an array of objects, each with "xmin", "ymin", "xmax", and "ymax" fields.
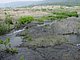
[
  {"xmin": 0, "ymin": 23, "xmax": 11, "ymax": 35},
  {"xmin": 35, "ymin": 11, "xmax": 78, "ymax": 22},
  {"xmin": 46, "ymin": 11, "xmax": 78, "ymax": 20},
  {"xmin": 0, "ymin": 12, "xmax": 14, "ymax": 35},
  {"xmin": 18, "ymin": 16, "xmax": 34, "ymax": 24},
  {"xmin": 52, "ymin": 11, "xmax": 78, "ymax": 17},
  {"xmin": 5, "ymin": 12, "xmax": 13, "ymax": 24},
  {"xmin": 0, "ymin": 38, "xmax": 18, "ymax": 54}
]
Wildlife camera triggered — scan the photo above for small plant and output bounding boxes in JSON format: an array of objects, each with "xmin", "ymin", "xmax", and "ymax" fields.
[
  {"xmin": 5, "ymin": 12, "xmax": 13, "ymax": 24},
  {"xmin": 14, "ymin": 21, "xmax": 21, "ymax": 29},
  {"xmin": 0, "ymin": 23, "xmax": 11, "ymax": 35},
  {"xmin": 0, "ymin": 38, "xmax": 18, "ymax": 54},
  {"xmin": 18, "ymin": 16, "xmax": 34, "ymax": 24},
  {"xmin": 20, "ymin": 55, "xmax": 25, "ymax": 60}
]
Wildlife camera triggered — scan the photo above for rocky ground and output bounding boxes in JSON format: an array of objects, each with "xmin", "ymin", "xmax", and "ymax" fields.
[
  {"xmin": 0, "ymin": 17, "xmax": 80, "ymax": 60},
  {"xmin": 1, "ymin": 43, "xmax": 80, "ymax": 60},
  {"xmin": 1, "ymin": 17, "xmax": 80, "ymax": 60}
]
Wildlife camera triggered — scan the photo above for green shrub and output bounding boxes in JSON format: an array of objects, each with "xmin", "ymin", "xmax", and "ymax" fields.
[
  {"xmin": 14, "ymin": 22, "xmax": 21, "ymax": 29},
  {"xmin": 0, "ymin": 23, "xmax": 10, "ymax": 35},
  {"xmin": 67, "ymin": 11, "xmax": 78, "ymax": 17},
  {"xmin": 0, "ymin": 38, "xmax": 18, "ymax": 54},
  {"xmin": 18, "ymin": 16, "xmax": 34, "ymax": 24},
  {"xmin": 5, "ymin": 12, "xmax": 13, "ymax": 24},
  {"xmin": 0, "ymin": 38, "xmax": 11, "ymax": 49},
  {"xmin": 5, "ymin": 48, "xmax": 18, "ymax": 54}
]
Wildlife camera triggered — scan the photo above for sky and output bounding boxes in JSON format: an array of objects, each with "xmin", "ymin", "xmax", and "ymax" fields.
[{"xmin": 0, "ymin": 0, "xmax": 43, "ymax": 3}]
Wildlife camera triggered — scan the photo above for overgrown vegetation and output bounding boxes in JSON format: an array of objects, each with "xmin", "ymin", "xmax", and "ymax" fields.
[
  {"xmin": 18, "ymin": 16, "xmax": 34, "ymax": 24},
  {"xmin": 5, "ymin": 12, "xmax": 13, "ymax": 24},
  {"xmin": 15, "ymin": 11, "xmax": 78, "ymax": 29},
  {"xmin": 0, "ymin": 12, "xmax": 14, "ymax": 35},
  {"xmin": 15, "ymin": 21, "xmax": 21, "ymax": 29},
  {"xmin": 0, "ymin": 38, "xmax": 18, "ymax": 54},
  {"xmin": 52, "ymin": 11, "xmax": 78, "ymax": 17},
  {"xmin": 46, "ymin": 11, "xmax": 78, "ymax": 20},
  {"xmin": 37, "ymin": 11, "xmax": 78, "ymax": 21},
  {"xmin": 0, "ymin": 23, "xmax": 10, "ymax": 35}
]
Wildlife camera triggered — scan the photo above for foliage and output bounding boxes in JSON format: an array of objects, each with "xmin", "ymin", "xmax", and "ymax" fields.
[
  {"xmin": 4, "ymin": 38, "xmax": 10, "ymax": 48},
  {"xmin": 5, "ymin": 48, "xmax": 18, "ymax": 54},
  {"xmin": 20, "ymin": 55, "xmax": 25, "ymax": 60},
  {"xmin": 0, "ymin": 23, "xmax": 11, "ymax": 35},
  {"xmin": 5, "ymin": 12, "xmax": 13, "ymax": 24},
  {"xmin": 47, "ymin": 15, "xmax": 67, "ymax": 20},
  {"xmin": 45, "ymin": 11, "xmax": 78, "ymax": 20},
  {"xmin": 14, "ymin": 21, "xmax": 21, "ymax": 29},
  {"xmin": 35, "ymin": 11, "xmax": 78, "ymax": 22},
  {"xmin": 18, "ymin": 16, "xmax": 34, "ymax": 24},
  {"xmin": 52, "ymin": 11, "xmax": 78, "ymax": 17},
  {"xmin": 0, "ymin": 38, "xmax": 18, "ymax": 54},
  {"xmin": 0, "ymin": 38, "xmax": 10, "ymax": 49}
]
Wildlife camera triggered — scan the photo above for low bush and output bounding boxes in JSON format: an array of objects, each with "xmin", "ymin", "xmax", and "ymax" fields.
[
  {"xmin": 67, "ymin": 11, "xmax": 78, "ymax": 17},
  {"xmin": 14, "ymin": 22, "xmax": 21, "ymax": 29},
  {"xmin": 0, "ymin": 23, "xmax": 11, "ymax": 35},
  {"xmin": 5, "ymin": 12, "xmax": 13, "ymax": 24},
  {"xmin": 0, "ymin": 38, "xmax": 18, "ymax": 54},
  {"xmin": 18, "ymin": 16, "xmax": 34, "ymax": 24}
]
